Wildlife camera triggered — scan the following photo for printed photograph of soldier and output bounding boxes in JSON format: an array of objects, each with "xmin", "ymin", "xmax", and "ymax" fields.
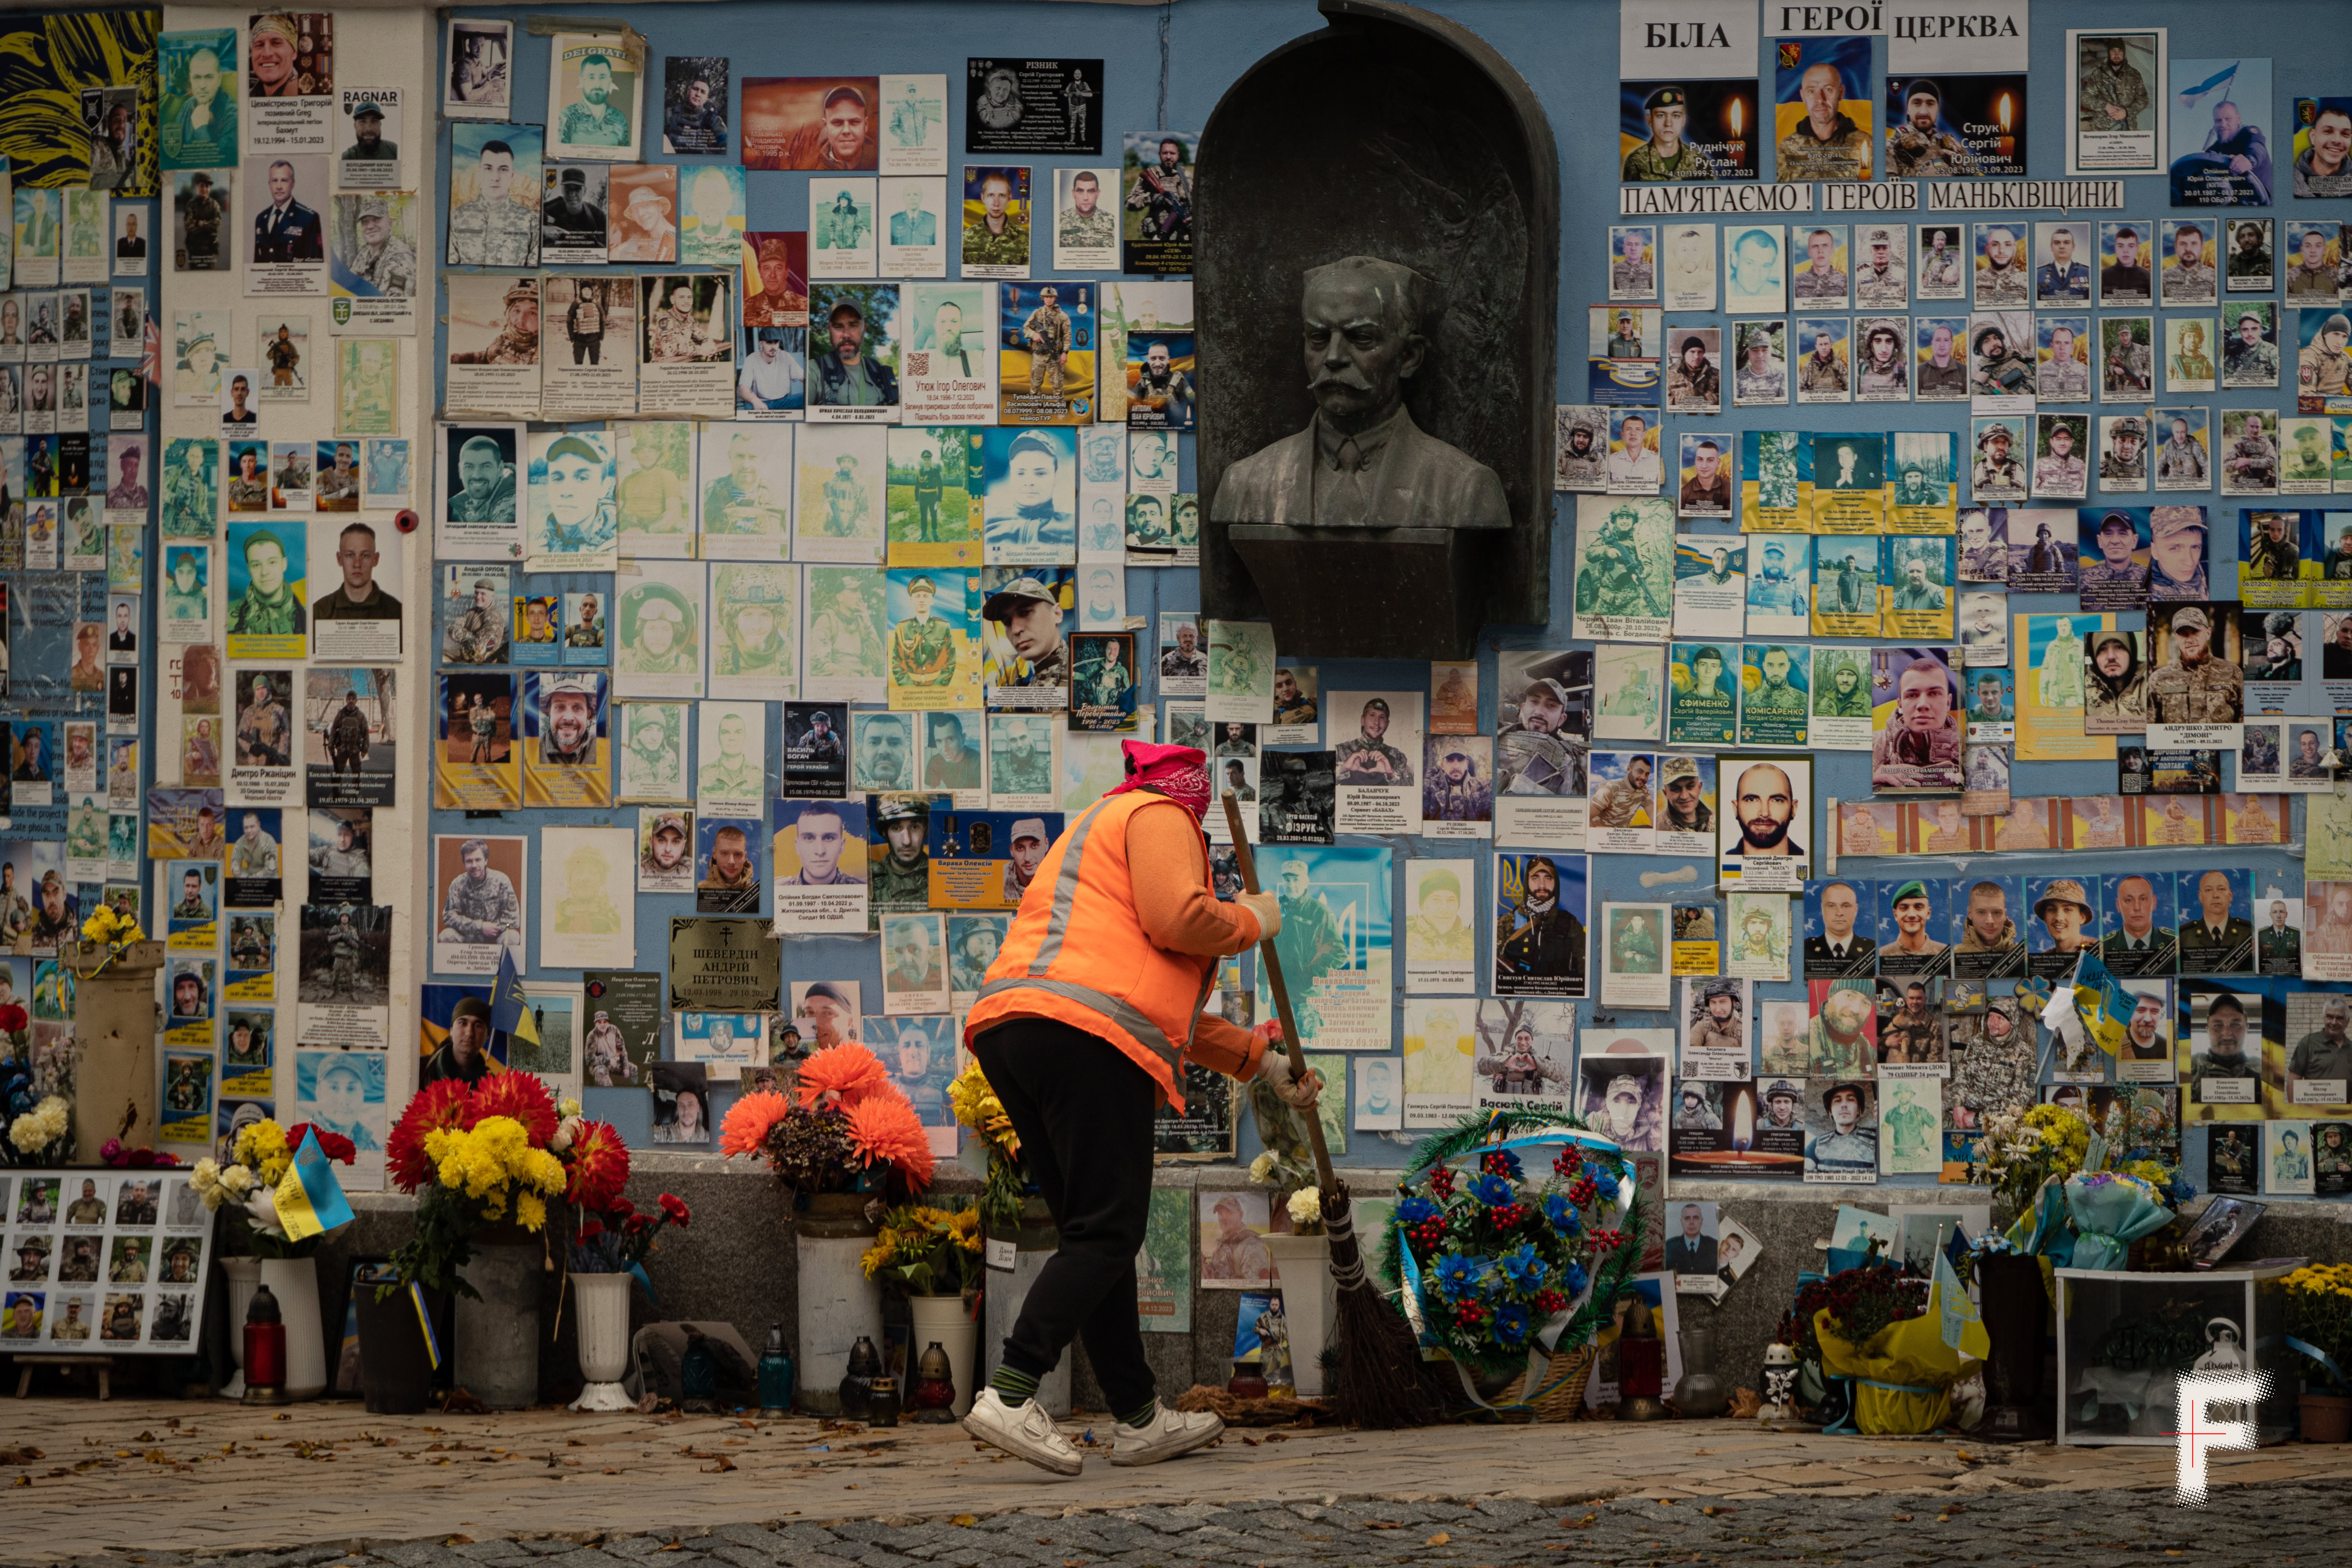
[
  {"xmin": 2220, "ymin": 216, "xmax": 2277, "ymax": 290},
  {"xmin": 2168, "ymin": 59, "xmax": 2273, "ymax": 208},
  {"xmin": 1723, "ymin": 224, "xmax": 1787, "ymax": 312},
  {"xmin": 1870, "ymin": 652, "xmax": 1963, "ymax": 794},
  {"xmin": 2298, "ymin": 309, "xmax": 2352, "ymax": 405},
  {"xmin": 695, "ymin": 816, "xmax": 762, "ymax": 914},
  {"xmin": 1905, "ymin": 315, "xmax": 1964, "ymax": 402},
  {"xmin": 1488, "ymin": 651, "xmax": 1587, "ymax": 802},
  {"xmin": 1608, "ymin": 225, "xmax": 1655, "ymax": 300},
  {"xmin": 1972, "ymin": 223, "xmax": 2030, "ymax": 307},
  {"xmin": 2077, "ymin": 509, "xmax": 2150, "ymax": 609},
  {"xmin": 446, "ymin": 123, "xmax": 540, "ymax": 268},
  {"xmin": 1619, "ymin": 83, "xmax": 1737, "ymax": 183},
  {"xmin": 2100, "ymin": 315, "xmax": 2154, "ymax": 400},
  {"xmin": 1590, "ymin": 303, "xmax": 1660, "ymax": 361},
  {"xmin": 301, "ymin": 902, "xmax": 388, "ymax": 1009},
  {"xmin": 2028, "ymin": 316, "xmax": 2088, "ymax": 404},
  {"xmin": 1968, "ymin": 419, "xmax": 2027, "ymax": 503},
  {"xmin": 443, "ymin": 421, "xmax": 521, "ymax": 529},
  {"xmin": 2219, "ymin": 409, "xmax": 2278, "ymax": 497},
  {"xmin": 1732, "ymin": 322, "xmax": 1786, "ymax": 406},
  {"xmin": 1884, "ymin": 77, "xmax": 1997, "ymax": 178},
  {"xmin": 1855, "ymin": 317, "xmax": 1907, "ymax": 400},
  {"xmin": 1774, "ymin": 39, "xmax": 1872, "ymax": 182},
  {"xmin": 2221, "ymin": 303, "xmax": 2279, "ymax": 390},
  {"xmin": 1968, "ymin": 311, "xmax": 2035, "ymax": 402},
  {"xmin": 743, "ymin": 77, "xmax": 880, "ymax": 171},
  {"xmin": 2029, "ymin": 416, "xmax": 2087, "ymax": 501},
  {"xmin": 1793, "ymin": 318, "xmax": 1848, "ymax": 403},
  {"xmin": 1604, "ymin": 410, "xmax": 1661, "ymax": 493},
  {"xmin": 1790, "ymin": 225, "xmax": 1849, "ymax": 306},
  {"xmin": 2161, "ymin": 219, "xmax": 2217, "ymax": 306},
  {"xmin": 2074, "ymin": 33, "xmax": 2157, "ymax": 166},
  {"xmin": 2032, "ymin": 221, "xmax": 2091, "ymax": 303},
  {"xmin": 2147, "ymin": 602, "xmax": 2245, "ymax": 727},
  {"xmin": 549, "ymin": 39, "xmax": 639, "ymax": 161}
]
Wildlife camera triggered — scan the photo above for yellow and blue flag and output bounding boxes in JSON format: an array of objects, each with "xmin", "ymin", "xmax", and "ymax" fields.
[
  {"xmin": 273, "ymin": 1127, "xmax": 355, "ymax": 1244},
  {"xmin": 2043, "ymin": 950, "xmax": 2135, "ymax": 1059},
  {"xmin": 489, "ymin": 946, "xmax": 540, "ymax": 1053}
]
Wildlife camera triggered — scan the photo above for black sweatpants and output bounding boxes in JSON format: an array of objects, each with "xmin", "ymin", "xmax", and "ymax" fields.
[{"xmin": 970, "ymin": 1015, "xmax": 1159, "ymax": 1416}]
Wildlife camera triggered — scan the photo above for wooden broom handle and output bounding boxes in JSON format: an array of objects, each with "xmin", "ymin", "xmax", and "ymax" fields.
[{"xmin": 1221, "ymin": 791, "xmax": 1336, "ymax": 1191}]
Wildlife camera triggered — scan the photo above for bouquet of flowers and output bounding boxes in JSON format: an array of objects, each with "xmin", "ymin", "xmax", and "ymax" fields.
[
  {"xmin": 192, "ymin": 1118, "xmax": 357, "ymax": 1258},
  {"xmin": 1380, "ymin": 1107, "xmax": 1643, "ymax": 1383},
  {"xmin": 860, "ymin": 1202, "xmax": 984, "ymax": 1297},
  {"xmin": 571, "ymin": 1194, "xmax": 691, "ymax": 1275},
  {"xmin": 1974, "ymin": 1097, "xmax": 2189, "ymax": 1262},
  {"xmin": 5, "ymin": 1088, "xmax": 69, "ymax": 1164},
  {"xmin": 1249, "ymin": 1150, "xmax": 1324, "ymax": 1236},
  {"xmin": 1800, "ymin": 1261, "xmax": 1971, "ymax": 1434},
  {"xmin": 1776, "ymin": 1262, "xmax": 1930, "ymax": 1366},
  {"xmin": 78, "ymin": 904, "xmax": 147, "ymax": 976},
  {"xmin": 385, "ymin": 1073, "xmax": 597, "ymax": 1296},
  {"xmin": 2286, "ymin": 1262, "xmax": 2352, "ymax": 1394},
  {"xmin": 948, "ymin": 1060, "xmax": 1023, "ymax": 1230},
  {"xmin": 720, "ymin": 1040, "xmax": 934, "ymax": 1203}
]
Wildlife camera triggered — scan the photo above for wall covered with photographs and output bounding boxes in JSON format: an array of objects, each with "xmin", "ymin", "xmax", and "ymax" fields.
[{"xmin": 70, "ymin": 0, "xmax": 2348, "ymax": 1254}]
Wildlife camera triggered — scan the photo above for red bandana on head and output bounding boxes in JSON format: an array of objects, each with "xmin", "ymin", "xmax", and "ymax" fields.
[{"xmin": 1106, "ymin": 739, "xmax": 1211, "ymax": 822}]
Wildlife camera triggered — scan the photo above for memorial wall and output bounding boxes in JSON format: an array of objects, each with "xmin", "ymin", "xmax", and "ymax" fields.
[{"xmin": 0, "ymin": 0, "xmax": 2347, "ymax": 1367}]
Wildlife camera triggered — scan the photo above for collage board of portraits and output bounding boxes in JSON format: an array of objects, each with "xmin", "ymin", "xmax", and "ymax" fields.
[
  {"xmin": 415, "ymin": 25, "xmax": 1220, "ymax": 1158},
  {"xmin": 133, "ymin": 3, "xmax": 422, "ymax": 1272},
  {"xmin": 1523, "ymin": 4, "xmax": 2352, "ymax": 1218},
  {"xmin": 0, "ymin": 20, "xmax": 178, "ymax": 1351}
]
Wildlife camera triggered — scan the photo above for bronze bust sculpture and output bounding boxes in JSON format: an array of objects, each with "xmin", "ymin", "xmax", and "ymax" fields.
[{"xmin": 1212, "ymin": 255, "xmax": 1509, "ymax": 531}]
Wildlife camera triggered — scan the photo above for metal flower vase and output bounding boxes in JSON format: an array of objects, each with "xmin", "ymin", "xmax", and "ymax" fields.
[{"xmin": 455, "ymin": 1237, "xmax": 542, "ymax": 1409}]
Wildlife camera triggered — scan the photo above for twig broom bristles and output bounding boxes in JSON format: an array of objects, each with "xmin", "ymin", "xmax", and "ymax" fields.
[{"xmin": 1221, "ymin": 791, "xmax": 1439, "ymax": 1429}]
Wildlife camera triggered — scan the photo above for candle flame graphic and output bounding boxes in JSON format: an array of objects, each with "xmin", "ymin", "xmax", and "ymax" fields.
[
  {"xmin": 1729, "ymin": 98, "xmax": 1744, "ymax": 138},
  {"xmin": 1732, "ymin": 1090, "xmax": 1754, "ymax": 1154},
  {"xmin": 1998, "ymin": 95, "xmax": 2014, "ymax": 132}
]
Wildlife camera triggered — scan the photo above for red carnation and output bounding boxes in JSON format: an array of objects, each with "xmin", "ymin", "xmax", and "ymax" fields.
[{"xmin": 658, "ymin": 1193, "xmax": 691, "ymax": 1227}]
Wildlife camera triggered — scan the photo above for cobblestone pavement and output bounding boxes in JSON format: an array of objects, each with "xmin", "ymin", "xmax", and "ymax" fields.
[{"xmin": 3, "ymin": 1400, "xmax": 2345, "ymax": 1566}]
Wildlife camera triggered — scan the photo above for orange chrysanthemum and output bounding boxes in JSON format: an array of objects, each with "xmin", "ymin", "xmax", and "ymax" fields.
[
  {"xmin": 843, "ymin": 1093, "xmax": 935, "ymax": 1190},
  {"xmin": 797, "ymin": 1041, "xmax": 892, "ymax": 1109},
  {"xmin": 468, "ymin": 1071, "xmax": 559, "ymax": 1144},
  {"xmin": 387, "ymin": 1079, "xmax": 474, "ymax": 1193},
  {"xmin": 721, "ymin": 1088, "xmax": 795, "ymax": 1158},
  {"xmin": 565, "ymin": 1119, "xmax": 631, "ymax": 1209}
]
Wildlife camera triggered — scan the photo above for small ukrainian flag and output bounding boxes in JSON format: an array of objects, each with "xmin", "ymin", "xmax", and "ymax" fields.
[
  {"xmin": 273, "ymin": 1127, "xmax": 355, "ymax": 1244},
  {"xmin": 2048, "ymin": 950, "xmax": 2136, "ymax": 1059},
  {"xmin": 490, "ymin": 946, "xmax": 541, "ymax": 1053}
]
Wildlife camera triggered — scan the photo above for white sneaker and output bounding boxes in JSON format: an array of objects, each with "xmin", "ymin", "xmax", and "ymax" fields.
[
  {"xmin": 962, "ymin": 1387, "xmax": 1083, "ymax": 1476},
  {"xmin": 1109, "ymin": 1403, "xmax": 1223, "ymax": 1467}
]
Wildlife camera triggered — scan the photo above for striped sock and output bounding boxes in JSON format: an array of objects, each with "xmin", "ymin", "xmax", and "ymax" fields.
[
  {"xmin": 989, "ymin": 1366, "xmax": 1040, "ymax": 1407},
  {"xmin": 1119, "ymin": 1396, "xmax": 1159, "ymax": 1429}
]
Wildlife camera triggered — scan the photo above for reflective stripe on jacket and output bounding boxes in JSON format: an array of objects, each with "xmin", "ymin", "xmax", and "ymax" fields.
[{"xmin": 964, "ymin": 790, "xmax": 1224, "ymax": 1109}]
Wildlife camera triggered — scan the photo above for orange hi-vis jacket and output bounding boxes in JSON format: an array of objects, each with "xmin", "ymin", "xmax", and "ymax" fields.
[{"xmin": 963, "ymin": 789, "xmax": 1264, "ymax": 1110}]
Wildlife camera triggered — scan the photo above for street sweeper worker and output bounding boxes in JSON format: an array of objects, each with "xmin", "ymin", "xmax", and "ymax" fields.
[{"xmin": 961, "ymin": 739, "xmax": 1322, "ymax": 1474}]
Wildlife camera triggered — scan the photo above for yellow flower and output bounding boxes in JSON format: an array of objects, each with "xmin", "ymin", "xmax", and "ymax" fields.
[{"xmin": 516, "ymin": 1192, "xmax": 547, "ymax": 1232}]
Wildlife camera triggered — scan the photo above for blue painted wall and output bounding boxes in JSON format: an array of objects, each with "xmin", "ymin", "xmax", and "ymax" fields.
[{"xmin": 429, "ymin": 0, "xmax": 2351, "ymax": 1194}]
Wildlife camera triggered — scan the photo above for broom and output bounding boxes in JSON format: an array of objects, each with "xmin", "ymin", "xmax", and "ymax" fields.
[{"xmin": 1220, "ymin": 792, "xmax": 1439, "ymax": 1428}]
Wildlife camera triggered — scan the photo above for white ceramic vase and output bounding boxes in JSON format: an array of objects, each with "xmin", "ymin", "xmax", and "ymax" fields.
[
  {"xmin": 217, "ymin": 1256, "xmax": 262, "ymax": 1399},
  {"xmin": 567, "ymin": 1272, "xmax": 637, "ymax": 1412},
  {"xmin": 1264, "ymin": 1232, "xmax": 1335, "ymax": 1399},
  {"xmin": 259, "ymin": 1256, "xmax": 327, "ymax": 1399},
  {"xmin": 909, "ymin": 1292, "xmax": 979, "ymax": 1418}
]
